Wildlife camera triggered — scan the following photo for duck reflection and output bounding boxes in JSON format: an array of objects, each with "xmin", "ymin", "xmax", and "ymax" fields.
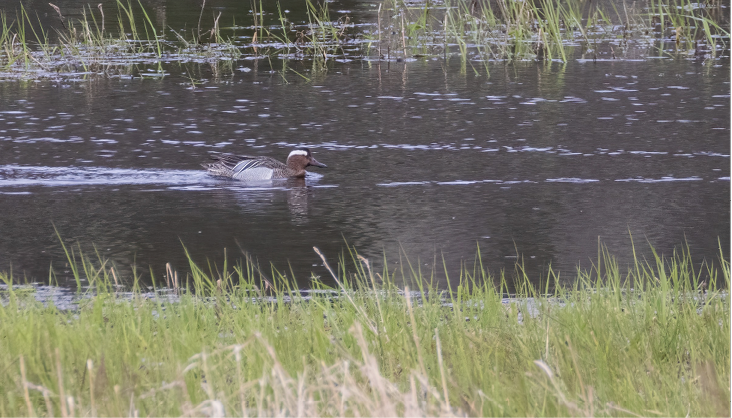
[
  {"xmin": 212, "ymin": 175, "xmax": 322, "ymax": 224},
  {"xmin": 285, "ymin": 178, "xmax": 310, "ymax": 224}
]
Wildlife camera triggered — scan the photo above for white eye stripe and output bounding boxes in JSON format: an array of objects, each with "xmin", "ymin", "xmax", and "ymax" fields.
[{"xmin": 288, "ymin": 150, "xmax": 309, "ymax": 158}]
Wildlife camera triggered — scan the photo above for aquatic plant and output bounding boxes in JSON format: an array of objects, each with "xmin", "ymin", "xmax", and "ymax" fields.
[
  {"xmin": 0, "ymin": 0, "xmax": 242, "ymax": 80},
  {"xmin": 1, "ymin": 0, "xmax": 728, "ymax": 80},
  {"xmin": 373, "ymin": 0, "xmax": 730, "ymax": 67},
  {"xmin": 0, "ymin": 240, "xmax": 728, "ymax": 416}
]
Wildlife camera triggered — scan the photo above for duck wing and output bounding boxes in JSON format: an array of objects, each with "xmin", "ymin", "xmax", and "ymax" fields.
[{"xmin": 202, "ymin": 154, "xmax": 284, "ymax": 178}]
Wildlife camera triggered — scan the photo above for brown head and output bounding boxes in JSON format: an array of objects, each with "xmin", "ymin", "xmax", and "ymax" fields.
[{"xmin": 286, "ymin": 148, "xmax": 327, "ymax": 174}]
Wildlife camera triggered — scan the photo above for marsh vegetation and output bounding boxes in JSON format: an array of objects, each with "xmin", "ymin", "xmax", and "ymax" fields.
[
  {"xmin": 0, "ymin": 242, "xmax": 729, "ymax": 416},
  {"xmin": 0, "ymin": 0, "xmax": 728, "ymax": 80}
]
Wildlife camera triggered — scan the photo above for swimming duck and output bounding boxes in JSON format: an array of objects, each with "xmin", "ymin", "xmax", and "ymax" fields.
[{"xmin": 202, "ymin": 148, "xmax": 327, "ymax": 180}]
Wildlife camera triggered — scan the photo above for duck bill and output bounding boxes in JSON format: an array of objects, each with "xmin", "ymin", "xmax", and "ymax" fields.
[{"xmin": 309, "ymin": 158, "xmax": 327, "ymax": 168}]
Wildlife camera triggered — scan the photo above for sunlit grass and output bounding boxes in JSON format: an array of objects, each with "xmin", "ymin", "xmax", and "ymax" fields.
[{"xmin": 0, "ymin": 240, "xmax": 728, "ymax": 416}]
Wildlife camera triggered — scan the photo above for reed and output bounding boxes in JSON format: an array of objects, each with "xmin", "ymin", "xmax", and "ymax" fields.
[
  {"xmin": 0, "ymin": 0, "xmax": 728, "ymax": 79},
  {"xmin": 0, "ymin": 1, "xmax": 241, "ymax": 79},
  {"xmin": 372, "ymin": 0, "xmax": 728, "ymax": 69},
  {"xmin": 0, "ymin": 239, "xmax": 728, "ymax": 416}
]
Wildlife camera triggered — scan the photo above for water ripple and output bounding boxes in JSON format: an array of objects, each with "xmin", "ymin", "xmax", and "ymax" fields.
[{"xmin": 0, "ymin": 165, "xmax": 211, "ymax": 188}]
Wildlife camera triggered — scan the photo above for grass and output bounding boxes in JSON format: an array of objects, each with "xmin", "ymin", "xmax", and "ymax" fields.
[
  {"xmin": 0, "ymin": 240, "xmax": 729, "ymax": 416},
  {"xmin": 1, "ymin": 0, "xmax": 728, "ymax": 80},
  {"xmin": 375, "ymin": 0, "xmax": 730, "ymax": 67},
  {"xmin": 0, "ymin": 0, "xmax": 241, "ymax": 80}
]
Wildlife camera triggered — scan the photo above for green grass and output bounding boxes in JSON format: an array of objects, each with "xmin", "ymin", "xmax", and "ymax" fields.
[
  {"xmin": 0, "ymin": 241, "xmax": 729, "ymax": 416},
  {"xmin": 0, "ymin": 1, "xmax": 241, "ymax": 80},
  {"xmin": 375, "ymin": 0, "xmax": 730, "ymax": 66},
  {"xmin": 1, "ymin": 0, "xmax": 728, "ymax": 80}
]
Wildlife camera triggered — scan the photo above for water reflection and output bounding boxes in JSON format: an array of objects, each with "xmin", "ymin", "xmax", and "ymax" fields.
[{"xmin": 209, "ymin": 176, "xmax": 326, "ymax": 224}]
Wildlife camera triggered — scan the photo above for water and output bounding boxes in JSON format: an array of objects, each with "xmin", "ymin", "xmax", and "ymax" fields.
[{"xmin": 0, "ymin": 2, "xmax": 729, "ymax": 289}]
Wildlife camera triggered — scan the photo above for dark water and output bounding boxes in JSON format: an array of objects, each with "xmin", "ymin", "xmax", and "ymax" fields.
[
  {"xmin": 1, "ymin": 58, "xmax": 728, "ymax": 287},
  {"xmin": 0, "ymin": 1, "xmax": 729, "ymax": 288}
]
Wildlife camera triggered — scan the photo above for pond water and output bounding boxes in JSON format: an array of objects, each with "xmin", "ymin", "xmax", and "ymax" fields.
[{"xmin": 0, "ymin": 1, "xmax": 729, "ymax": 289}]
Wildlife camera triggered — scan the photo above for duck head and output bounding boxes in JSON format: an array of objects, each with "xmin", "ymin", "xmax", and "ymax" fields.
[{"xmin": 287, "ymin": 148, "xmax": 327, "ymax": 170}]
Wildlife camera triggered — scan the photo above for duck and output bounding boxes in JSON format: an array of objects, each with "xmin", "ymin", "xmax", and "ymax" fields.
[{"xmin": 202, "ymin": 148, "xmax": 327, "ymax": 180}]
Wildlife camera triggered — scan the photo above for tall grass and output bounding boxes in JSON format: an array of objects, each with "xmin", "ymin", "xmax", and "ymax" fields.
[
  {"xmin": 0, "ymin": 1, "xmax": 241, "ymax": 79},
  {"xmin": 3, "ymin": 0, "xmax": 727, "ymax": 80},
  {"xmin": 374, "ymin": 0, "xmax": 729, "ymax": 68},
  {"xmin": 0, "ymin": 241, "xmax": 728, "ymax": 416}
]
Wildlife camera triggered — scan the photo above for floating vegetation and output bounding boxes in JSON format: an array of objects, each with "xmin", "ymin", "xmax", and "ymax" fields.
[
  {"xmin": 0, "ymin": 0, "xmax": 729, "ymax": 80},
  {"xmin": 0, "ymin": 240, "xmax": 729, "ymax": 416}
]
